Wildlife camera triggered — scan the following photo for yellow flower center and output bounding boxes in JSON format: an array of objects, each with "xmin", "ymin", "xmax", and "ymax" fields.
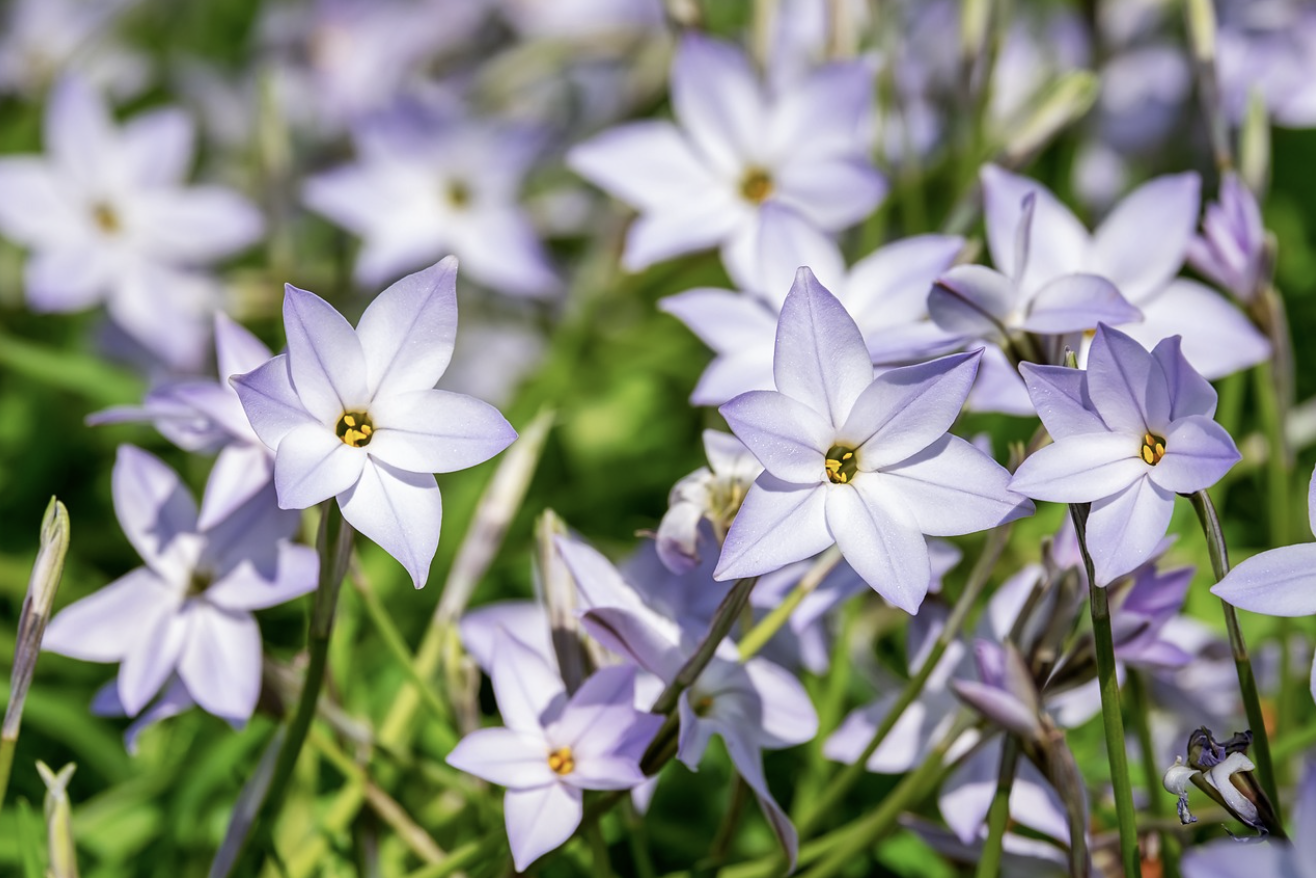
[
  {"xmin": 444, "ymin": 179, "xmax": 471, "ymax": 209},
  {"xmin": 1140, "ymin": 432, "xmax": 1166, "ymax": 466},
  {"xmin": 336, "ymin": 411, "xmax": 374, "ymax": 448},
  {"xmin": 92, "ymin": 202, "xmax": 120, "ymax": 234},
  {"xmin": 739, "ymin": 167, "xmax": 774, "ymax": 203},
  {"xmin": 547, "ymin": 746, "xmax": 575, "ymax": 776},
  {"xmin": 825, "ymin": 445, "xmax": 859, "ymax": 484}
]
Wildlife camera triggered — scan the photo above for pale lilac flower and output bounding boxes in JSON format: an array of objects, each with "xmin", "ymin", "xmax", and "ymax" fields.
[
  {"xmin": 715, "ymin": 268, "xmax": 1032, "ymax": 613},
  {"xmin": 1010, "ymin": 324, "xmax": 1240, "ymax": 585},
  {"xmin": 447, "ymin": 632, "xmax": 662, "ymax": 872},
  {"xmin": 1188, "ymin": 173, "xmax": 1268, "ymax": 304},
  {"xmin": 567, "ymin": 33, "xmax": 885, "ymax": 284},
  {"xmin": 231, "ymin": 257, "xmax": 518, "ymax": 588},
  {"xmin": 928, "ymin": 193, "xmax": 1139, "ymax": 346},
  {"xmin": 89, "ymin": 313, "xmax": 276, "ymax": 529},
  {"xmin": 304, "ymin": 111, "xmax": 559, "ymax": 296},
  {"xmin": 0, "ymin": 0, "xmax": 148, "ymax": 100},
  {"xmin": 42, "ymin": 446, "xmax": 317, "ymax": 722},
  {"xmin": 0, "ymin": 77, "xmax": 263, "ymax": 369},
  {"xmin": 497, "ymin": 0, "xmax": 663, "ymax": 39},
  {"xmin": 1213, "ymin": 464, "xmax": 1316, "ymax": 703},
  {"xmin": 1181, "ymin": 761, "xmax": 1316, "ymax": 878},
  {"xmin": 656, "ymin": 430, "xmax": 762, "ymax": 574},
  {"xmin": 1218, "ymin": 3, "xmax": 1316, "ymax": 128},
  {"xmin": 660, "ymin": 209, "xmax": 964, "ymax": 405},
  {"xmin": 981, "ymin": 164, "xmax": 1271, "ymax": 379}
]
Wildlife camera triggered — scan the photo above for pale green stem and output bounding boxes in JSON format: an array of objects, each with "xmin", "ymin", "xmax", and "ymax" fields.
[
  {"xmin": 975, "ymin": 736, "xmax": 1020, "ymax": 878},
  {"xmin": 1189, "ymin": 489, "xmax": 1282, "ymax": 822},
  {"xmin": 739, "ymin": 547, "xmax": 842, "ymax": 660},
  {"xmin": 1128, "ymin": 670, "xmax": 1181, "ymax": 878},
  {"xmin": 796, "ymin": 522, "xmax": 1012, "ymax": 838},
  {"xmin": 1068, "ymin": 503, "xmax": 1140, "ymax": 878}
]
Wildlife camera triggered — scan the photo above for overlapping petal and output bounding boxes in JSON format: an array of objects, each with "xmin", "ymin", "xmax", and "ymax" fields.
[
  {"xmin": 718, "ymin": 391, "xmax": 830, "ymax": 483},
  {"xmin": 877, "ymin": 435, "xmax": 1034, "ymax": 535},
  {"xmin": 714, "ymin": 477, "xmax": 831, "ymax": 581},
  {"xmin": 282, "ymin": 284, "xmax": 369, "ymax": 421},
  {"xmin": 773, "ymin": 268, "xmax": 872, "ymax": 428},
  {"xmin": 273, "ymin": 423, "xmax": 366, "ymax": 510},
  {"xmin": 825, "ymin": 479, "xmax": 930, "ymax": 614}
]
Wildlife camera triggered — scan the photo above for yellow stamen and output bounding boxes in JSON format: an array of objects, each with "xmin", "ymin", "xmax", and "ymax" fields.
[
  {"xmin": 444, "ymin": 179, "xmax": 471, "ymax": 209},
  {"xmin": 336, "ymin": 411, "xmax": 375, "ymax": 448},
  {"xmin": 1140, "ymin": 432, "xmax": 1166, "ymax": 466},
  {"xmin": 547, "ymin": 746, "xmax": 575, "ymax": 776},
  {"xmin": 92, "ymin": 202, "xmax": 120, "ymax": 234},
  {"xmin": 825, "ymin": 445, "xmax": 858, "ymax": 484},
  {"xmin": 739, "ymin": 167, "xmax": 774, "ymax": 203}
]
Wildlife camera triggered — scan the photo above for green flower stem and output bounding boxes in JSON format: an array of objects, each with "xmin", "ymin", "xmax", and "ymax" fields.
[
  {"xmin": 791, "ymin": 603, "xmax": 860, "ymax": 819},
  {"xmin": 1068, "ymin": 503, "xmax": 1140, "ymax": 878},
  {"xmin": 1127, "ymin": 670, "xmax": 1182, "ymax": 878},
  {"xmin": 738, "ymin": 547, "xmax": 842, "ymax": 661},
  {"xmin": 1189, "ymin": 489, "xmax": 1282, "ymax": 822},
  {"xmin": 649, "ymin": 576, "xmax": 759, "ymax": 717},
  {"xmin": 796, "ymin": 522, "xmax": 1012, "ymax": 838},
  {"xmin": 975, "ymin": 736, "xmax": 1020, "ymax": 878},
  {"xmin": 232, "ymin": 500, "xmax": 354, "ymax": 876}
]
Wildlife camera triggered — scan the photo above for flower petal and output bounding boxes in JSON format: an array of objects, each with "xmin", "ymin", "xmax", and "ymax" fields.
[
  {"xmin": 1121, "ymin": 279, "xmax": 1270, "ymax": 380},
  {"xmin": 1084, "ymin": 476, "xmax": 1175, "ymax": 586},
  {"xmin": 447, "ymin": 727, "xmax": 556, "ymax": 788},
  {"xmin": 743, "ymin": 658, "xmax": 818, "ymax": 747},
  {"xmin": 843, "ymin": 351, "xmax": 982, "ymax": 468},
  {"xmin": 714, "ymin": 477, "xmax": 831, "ymax": 581},
  {"xmin": 504, "ymin": 783, "xmax": 583, "ymax": 873},
  {"xmin": 282, "ymin": 283, "xmax": 369, "ymax": 422},
  {"xmin": 337, "ymin": 457, "xmax": 441, "ymax": 588},
  {"xmin": 1151, "ymin": 335, "xmax": 1217, "ymax": 421},
  {"xmin": 489, "ymin": 628, "xmax": 567, "ymax": 735},
  {"xmin": 722, "ymin": 201, "xmax": 847, "ymax": 304},
  {"xmin": 1009, "ymin": 432, "xmax": 1145, "ymax": 503},
  {"xmin": 231, "ymin": 354, "xmax": 318, "ymax": 451},
  {"xmin": 721, "ymin": 725, "xmax": 799, "ymax": 872},
  {"xmin": 368, "ymin": 389, "xmax": 516, "ymax": 474},
  {"xmin": 355, "ymin": 256, "xmax": 459, "ymax": 398},
  {"xmin": 119, "ymin": 108, "xmax": 194, "ymax": 187},
  {"xmin": 1212, "ymin": 543, "xmax": 1316, "ymax": 617},
  {"xmin": 273, "ymin": 422, "xmax": 366, "ymax": 510},
  {"xmin": 1085, "ymin": 324, "xmax": 1171, "ymax": 435},
  {"xmin": 1019, "ymin": 363, "xmax": 1106, "ymax": 439},
  {"xmin": 980, "ymin": 164, "xmax": 1090, "ymax": 292},
  {"xmin": 773, "ymin": 155, "xmax": 887, "ymax": 231},
  {"xmin": 670, "ymin": 33, "xmax": 765, "ymax": 176},
  {"xmin": 579, "ymin": 606, "xmax": 686, "ymax": 683},
  {"xmin": 1092, "ymin": 172, "xmax": 1200, "ymax": 303},
  {"xmin": 568, "ymin": 121, "xmax": 718, "ymax": 210},
  {"xmin": 927, "ymin": 265, "xmax": 1014, "ymax": 339},
  {"xmin": 135, "ymin": 187, "xmax": 264, "ymax": 263},
  {"xmin": 1148, "ymin": 415, "xmax": 1240, "ymax": 494},
  {"xmin": 773, "ymin": 267, "xmax": 873, "ymax": 428},
  {"xmin": 719, "ymin": 390, "xmax": 830, "ymax": 483},
  {"xmin": 826, "ymin": 479, "xmax": 930, "ymax": 614},
  {"xmin": 623, "ymin": 195, "xmax": 743, "ymax": 271},
  {"xmin": 43, "ymin": 568, "xmax": 174, "ymax": 662},
  {"xmin": 119, "ymin": 609, "xmax": 188, "ymax": 716},
  {"xmin": 1020, "ymin": 273, "xmax": 1141, "ymax": 334},
  {"xmin": 206, "ymin": 542, "xmax": 318, "ymax": 612},
  {"xmin": 197, "ymin": 443, "xmax": 275, "ymax": 531},
  {"xmin": 113, "ymin": 445, "xmax": 199, "ymax": 585},
  {"xmin": 876, "ymin": 435, "xmax": 1034, "ymax": 536},
  {"xmin": 177, "ymin": 603, "xmax": 262, "ymax": 722},
  {"xmin": 45, "ymin": 77, "xmax": 115, "ymax": 189}
]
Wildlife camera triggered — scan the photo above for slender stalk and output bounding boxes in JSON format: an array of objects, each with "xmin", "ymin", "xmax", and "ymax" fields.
[
  {"xmin": 1127, "ymin": 670, "xmax": 1181, "ymax": 878},
  {"xmin": 648, "ymin": 577, "xmax": 758, "ymax": 717},
  {"xmin": 586, "ymin": 823, "xmax": 614, "ymax": 878},
  {"xmin": 975, "ymin": 736, "xmax": 1020, "ymax": 878},
  {"xmin": 621, "ymin": 800, "xmax": 657, "ymax": 878},
  {"xmin": 1068, "ymin": 503, "xmax": 1140, "ymax": 878},
  {"xmin": 739, "ymin": 547, "xmax": 842, "ymax": 661},
  {"xmin": 232, "ymin": 501, "xmax": 354, "ymax": 876},
  {"xmin": 796, "ymin": 523, "xmax": 1012, "ymax": 837},
  {"xmin": 1189, "ymin": 490, "xmax": 1282, "ymax": 820}
]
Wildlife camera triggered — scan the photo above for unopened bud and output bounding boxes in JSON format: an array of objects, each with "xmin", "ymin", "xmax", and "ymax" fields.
[
  {"xmin": 999, "ymin": 72, "xmax": 1098, "ymax": 169},
  {"xmin": 37, "ymin": 761, "xmax": 79, "ymax": 878}
]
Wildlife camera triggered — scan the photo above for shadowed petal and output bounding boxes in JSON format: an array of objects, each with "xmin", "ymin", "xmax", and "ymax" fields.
[
  {"xmin": 273, "ymin": 423, "xmax": 365, "ymax": 510},
  {"xmin": 1148, "ymin": 416, "xmax": 1240, "ymax": 493},
  {"xmin": 744, "ymin": 658, "xmax": 818, "ymax": 747},
  {"xmin": 214, "ymin": 313, "xmax": 274, "ymax": 383},
  {"xmin": 356, "ymin": 256, "xmax": 458, "ymax": 398},
  {"xmin": 1085, "ymin": 476, "xmax": 1175, "ymax": 586},
  {"xmin": 722, "ymin": 725, "xmax": 799, "ymax": 872},
  {"xmin": 1151, "ymin": 335, "xmax": 1217, "ymax": 420},
  {"xmin": 1009, "ymin": 433, "xmax": 1145, "ymax": 502},
  {"xmin": 488, "ymin": 629, "xmax": 567, "ymax": 735},
  {"xmin": 1093, "ymin": 172, "xmax": 1200, "ymax": 303},
  {"xmin": 177, "ymin": 604, "xmax": 261, "ymax": 722},
  {"xmin": 1086, "ymin": 324, "xmax": 1170, "ymax": 434},
  {"xmin": 206, "ymin": 543, "xmax": 318, "ymax": 612},
  {"xmin": 927, "ymin": 265, "xmax": 1014, "ymax": 339},
  {"xmin": 715, "ymin": 477, "xmax": 831, "ymax": 580},
  {"xmin": 368, "ymin": 389, "xmax": 516, "ymax": 474},
  {"xmin": 877, "ymin": 435, "xmax": 1033, "ymax": 535},
  {"xmin": 579, "ymin": 606, "xmax": 686, "ymax": 683},
  {"xmin": 843, "ymin": 351, "xmax": 981, "ymax": 468},
  {"xmin": 1020, "ymin": 273, "xmax": 1140, "ymax": 334},
  {"xmin": 1019, "ymin": 363, "xmax": 1105, "ymax": 439},
  {"xmin": 198, "ymin": 444, "xmax": 274, "ymax": 531},
  {"xmin": 282, "ymin": 284, "xmax": 369, "ymax": 422},
  {"xmin": 337, "ymin": 457, "xmax": 441, "ymax": 588},
  {"xmin": 119, "ymin": 608, "xmax": 188, "ymax": 716},
  {"xmin": 113, "ymin": 445, "xmax": 199, "ymax": 585},
  {"xmin": 719, "ymin": 390, "xmax": 830, "ymax": 483},
  {"xmin": 232, "ymin": 354, "xmax": 318, "ymax": 450},
  {"xmin": 504, "ymin": 783, "xmax": 583, "ymax": 873},
  {"xmin": 448, "ymin": 727, "xmax": 556, "ymax": 788},
  {"xmin": 826, "ymin": 480, "xmax": 930, "ymax": 614},
  {"xmin": 774, "ymin": 267, "xmax": 873, "ymax": 428}
]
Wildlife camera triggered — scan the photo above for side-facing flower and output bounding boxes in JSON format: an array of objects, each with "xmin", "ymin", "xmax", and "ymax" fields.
[
  {"xmin": 655, "ymin": 430, "xmax": 762, "ymax": 574},
  {"xmin": 568, "ymin": 33, "xmax": 884, "ymax": 284},
  {"xmin": 446, "ymin": 632, "xmax": 662, "ymax": 872},
  {"xmin": 42, "ymin": 446, "xmax": 317, "ymax": 723},
  {"xmin": 0, "ymin": 76, "xmax": 263, "ymax": 369},
  {"xmin": 1010, "ymin": 324, "xmax": 1240, "ymax": 584},
  {"xmin": 715, "ymin": 267, "xmax": 1033, "ymax": 613},
  {"xmin": 1187, "ymin": 172, "xmax": 1268, "ymax": 305},
  {"xmin": 231, "ymin": 257, "xmax": 518, "ymax": 587}
]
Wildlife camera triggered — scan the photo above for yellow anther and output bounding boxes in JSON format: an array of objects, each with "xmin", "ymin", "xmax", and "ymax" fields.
[
  {"xmin": 1140, "ymin": 432, "xmax": 1166, "ymax": 466},
  {"xmin": 547, "ymin": 746, "xmax": 575, "ymax": 776},
  {"xmin": 739, "ymin": 167, "xmax": 774, "ymax": 203},
  {"xmin": 92, "ymin": 202, "xmax": 120, "ymax": 234},
  {"xmin": 336, "ymin": 411, "xmax": 375, "ymax": 448},
  {"xmin": 825, "ymin": 444, "xmax": 859, "ymax": 485},
  {"xmin": 444, "ymin": 179, "xmax": 471, "ymax": 209}
]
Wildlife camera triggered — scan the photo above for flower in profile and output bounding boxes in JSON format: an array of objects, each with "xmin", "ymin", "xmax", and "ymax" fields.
[
  {"xmin": 1163, "ymin": 727, "xmax": 1280, "ymax": 837},
  {"xmin": 446, "ymin": 632, "xmax": 662, "ymax": 872},
  {"xmin": 0, "ymin": 76, "xmax": 263, "ymax": 369},
  {"xmin": 304, "ymin": 110, "xmax": 559, "ymax": 296},
  {"xmin": 715, "ymin": 267, "xmax": 1032, "ymax": 613},
  {"xmin": 568, "ymin": 33, "xmax": 884, "ymax": 284},
  {"xmin": 1180, "ymin": 760, "xmax": 1316, "ymax": 877},
  {"xmin": 1187, "ymin": 173, "xmax": 1268, "ymax": 304},
  {"xmin": 1010, "ymin": 324, "xmax": 1240, "ymax": 585},
  {"xmin": 42, "ymin": 446, "xmax": 317, "ymax": 723},
  {"xmin": 89, "ymin": 313, "xmax": 277, "ymax": 530},
  {"xmin": 231, "ymin": 257, "xmax": 518, "ymax": 587},
  {"xmin": 655, "ymin": 430, "xmax": 762, "ymax": 574}
]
